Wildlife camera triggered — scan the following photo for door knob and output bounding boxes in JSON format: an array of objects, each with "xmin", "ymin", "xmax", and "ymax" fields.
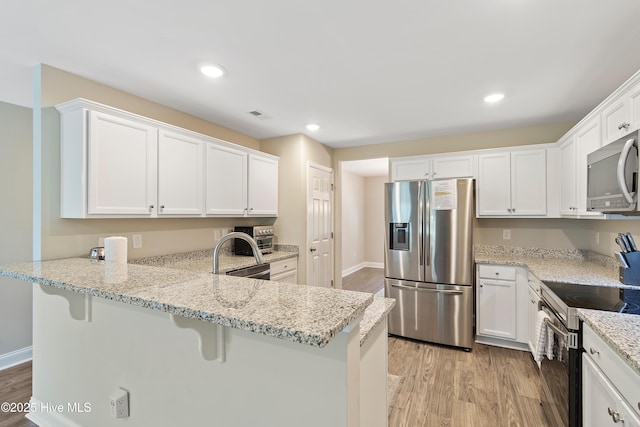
[{"xmin": 310, "ymin": 247, "xmax": 317, "ymax": 252}]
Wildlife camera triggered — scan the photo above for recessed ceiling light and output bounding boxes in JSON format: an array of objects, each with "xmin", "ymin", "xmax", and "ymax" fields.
[
  {"xmin": 484, "ymin": 93, "xmax": 505, "ymax": 103},
  {"xmin": 200, "ymin": 64, "xmax": 226, "ymax": 78},
  {"xmin": 306, "ymin": 123, "xmax": 320, "ymax": 131}
]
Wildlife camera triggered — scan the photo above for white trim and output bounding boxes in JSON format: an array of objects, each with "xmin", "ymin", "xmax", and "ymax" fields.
[
  {"xmin": 342, "ymin": 262, "xmax": 384, "ymax": 278},
  {"xmin": 0, "ymin": 346, "xmax": 32, "ymax": 371},
  {"xmin": 26, "ymin": 397, "xmax": 85, "ymax": 427}
]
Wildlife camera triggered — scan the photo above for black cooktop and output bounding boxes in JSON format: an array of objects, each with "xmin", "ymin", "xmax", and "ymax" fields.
[{"xmin": 543, "ymin": 282, "xmax": 640, "ymax": 314}]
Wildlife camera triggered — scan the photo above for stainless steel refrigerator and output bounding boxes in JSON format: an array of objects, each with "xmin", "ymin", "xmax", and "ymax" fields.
[{"xmin": 384, "ymin": 178, "xmax": 475, "ymax": 350}]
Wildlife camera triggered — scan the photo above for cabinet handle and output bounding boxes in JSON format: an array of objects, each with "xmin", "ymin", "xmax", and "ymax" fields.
[
  {"xmin": 618, "ymin": 122, "xmax": 630, "ymax": 130},
  {"xmin": 432, "ymin": 172, "xmax": 436, "ymax": 177},
  {"xmin": 160, "ymin": 205, "xmax": 165, "ymax": 209},
  {"xmin": 495, "ymin": 272, "xmax": 500, "ymax": 276},
  {"xmin": 607, "ymin": 407, "xmax": 624, "ymax": 423},
  {"xmin": 530, "ymin": 299, "xmax": 536, "ymax": 304},
  {"xmin": 589, "ymin": 347, "xmax": 600, "ymax": 355},
  {"xmin": 149, "ymin": 205, "xmax": 155, "ymax": 210},
  {"xmin": 249, "ymin": 207, "xmax": 254, "ymax": 212}
]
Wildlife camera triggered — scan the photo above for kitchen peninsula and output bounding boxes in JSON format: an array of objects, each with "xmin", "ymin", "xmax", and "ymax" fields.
[{"xmin": 0, "ymin": 258, "xmax": 393, "ymax": 427}]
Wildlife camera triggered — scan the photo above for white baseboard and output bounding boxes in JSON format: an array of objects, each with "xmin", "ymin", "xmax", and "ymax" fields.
[
  {"xmin": 0, "ymin": 346, "xmax": 32, "ymax": 371},
  {"xmin": 26, "ymin": 397, "xmax": 85, "ymax": 427},
  {"xmin": 342, "ymin": 262, "xmax": 384, "ymax": 277}
]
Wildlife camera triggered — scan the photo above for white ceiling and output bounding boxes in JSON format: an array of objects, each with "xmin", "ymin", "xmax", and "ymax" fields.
[{"xmin": 3, "ymin": 1, "xmax": 640, "ymax": 149}]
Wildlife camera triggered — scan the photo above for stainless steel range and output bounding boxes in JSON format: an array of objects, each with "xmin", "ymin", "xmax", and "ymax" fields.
[{"xmin": 539, "ymin": 281, "xmax": 640, "ymax": 427}]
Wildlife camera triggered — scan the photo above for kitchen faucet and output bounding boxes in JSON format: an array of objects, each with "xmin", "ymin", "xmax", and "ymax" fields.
[{"xmin": 212, "ymin": 232, "xmax": 264, "ymax": 274}]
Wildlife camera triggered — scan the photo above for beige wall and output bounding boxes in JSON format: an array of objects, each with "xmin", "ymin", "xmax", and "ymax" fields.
[
  {"xmin": 474, "ymin": 218, "xmax": 590, "ymax": 249},
  {"xmin": 261, "ymin": 134, "xmax": 334, "ymax": 284},
  {"xmin": 364, "ymin": 176, "xmax": 386, "ymax": 266},
  {"xmin": 0, "ymin": 102, "xmax": 33, "ymax": 359},
  {"xmin": 586, "ymin": 219, "xmax": 640, "ymax": 256},
  {"xmin": 35, "ymin": 64, "xmax": 264, "ymax": 261},
  {"xmin": 341, "ymin": 170, "xmax": 366, "ymax": 273}
]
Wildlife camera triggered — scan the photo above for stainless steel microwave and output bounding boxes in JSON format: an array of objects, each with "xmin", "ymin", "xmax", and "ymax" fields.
[{"xmin": 587, "ymin": 130, "xmax": 639, "ymax": 214}]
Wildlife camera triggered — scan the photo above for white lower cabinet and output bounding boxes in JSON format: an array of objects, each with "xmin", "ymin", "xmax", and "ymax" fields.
[
  {"xmin": 476, "ymin": 264, "xmax": 528, "ymax": 349},
  {"xmin": 583, "ymin": 322, "xmax": 640, "ymax": 427},
  {"xmin": 527, "ymin": 276, "xmax": 542, "ymax": 356},
  {"xmin": 270, "ymin": 258, "xmax": 298, "ymax": 284}
]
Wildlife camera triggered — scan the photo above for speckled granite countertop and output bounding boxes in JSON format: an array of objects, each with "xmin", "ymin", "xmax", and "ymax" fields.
[
  {"xmin": 474, "ymin": 245, "xmax": 630, "ymax": 288},
  {"xmin": 578, "ymin": 309, "xmax": 640, "ymax": 375},
  {"xmin": 0, "ymin": 258, "xmax": 372, "ymax": 348},
  {"xmin": 131, "ymin": 248, "xmax": 298, "ymax": 274},
  {"xmin": 359, "ymin": 297, "xmax": 395, "ymax": 346}
]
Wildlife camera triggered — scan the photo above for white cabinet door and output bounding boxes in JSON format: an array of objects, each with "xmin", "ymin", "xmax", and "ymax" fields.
[
  {"xmin": 87, "ymin": 110, "xmax": 157, "ymax": 215},
  {"xmin": 205, "ymin": 142, "xmax": 248, "ymax": 215},
  {"xmin": 602, "ymin": 80, "xmax": 640, "ymax": 145},
  {"xmin": 527, "ymin": 285, "xmax": 540, "ymax": 356},
  {"xmin": 248, "ymin": 154, "xmax": 278, "ymax": 216},
  {"xmin": 157, "ymin": 130, "xmax": 204, "ymax": 216},
  {"xmin": 390, "ymin": 157, "xmax": 430, "ymax": 181},
  {"xmin": 477, "ymin": 152, "xmax": 511, "ymax": 216},
  {"xmin": 477, "ymin": 278, "xmax": 517, "ymax": 340},
  {"xmin": 511, "ymin": 149, "xmax": 546, "ymax": 215},
  {"xmin": 602, "ymin": 98, "xmax": 629, "ymax": 145},
  {"xmin": 583, "ymin": 354, "xmax": 640, "ymax": 427},
  {"xmin": 431, "ymin": 155, "xmax": 476, "ymax": 179},
  {"xmin": 559, "ymin": 137, "xmax": 578, "ymax": 215}
]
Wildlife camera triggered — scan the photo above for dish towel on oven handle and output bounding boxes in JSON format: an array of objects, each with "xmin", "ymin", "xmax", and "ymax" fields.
[{"xmin": 534, "ymin": 310, "xmax": 554, "ymax": 368}]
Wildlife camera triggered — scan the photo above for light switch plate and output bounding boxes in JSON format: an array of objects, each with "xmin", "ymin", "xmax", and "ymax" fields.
[
  {"xmin": 132, "ymin": 234, "xmax": 142, "ymax": 249},
  {"xmin": 502, "ymin": 229, "xmax": 511, "ymax": 240}
]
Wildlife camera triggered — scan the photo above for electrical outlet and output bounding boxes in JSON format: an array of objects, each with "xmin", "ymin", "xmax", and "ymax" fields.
[
  {"xmin": 595, "ymin": 232, "xmax": 600, "ymax": 245},
  {"xmin": 132, "ymin": 234, "xmax": 143, "ymax": 249},
  {"xmin": 109, "ymin": 388, "xmax": 129, "ymax": 418},
  {"xmin": 214, "ymin": 229, "xmax": 222, "ymax": 241},
  {"xmin": 502, "ymin": 229, "xmax": 511, "ymax": 240}
]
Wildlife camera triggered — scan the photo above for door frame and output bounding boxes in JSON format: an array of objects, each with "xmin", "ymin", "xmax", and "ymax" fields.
[{"xmin": 306, "ymin": 161, "xmax": 334, "ymax": 287}]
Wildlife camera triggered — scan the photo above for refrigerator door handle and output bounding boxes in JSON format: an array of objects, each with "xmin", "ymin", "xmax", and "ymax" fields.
[
  {"xmin": 391, "ymin": 283, "xmax": 464, "ymax": 295},
  {"xmin": 424, "ymin": 182, "xmax": 430, "ymax": 267},
  {"xmin": 418, "ymin": 181, "xmax": 424, "ymax": 267}
]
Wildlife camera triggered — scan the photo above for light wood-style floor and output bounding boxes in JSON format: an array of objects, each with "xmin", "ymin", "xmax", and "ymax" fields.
[
  {"xmin": 1, "ymin": 268, "xmax": 546, "ymax": 427},
  {"xmin": 343, "ymin": 267, "xmax": 547, "ymax": 427},
  {"xmin": 0, "ymin": 361, "xmax": 36, "ymax": 427}
]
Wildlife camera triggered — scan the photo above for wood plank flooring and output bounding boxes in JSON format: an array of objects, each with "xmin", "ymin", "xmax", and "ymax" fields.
[
  {"xmin": 0, "ymin": 361, "xmax": 37, "ymax": 427},
  {"xmin": 344, "ymin": 267, "xmax": 547, "ymax": 427},
  {"xmin": 1, "ymin": 268, "xmax": 546, "ymax": 427}
]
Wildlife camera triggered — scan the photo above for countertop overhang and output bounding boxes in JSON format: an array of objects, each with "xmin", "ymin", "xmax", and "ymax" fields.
[{"xmin": 0, "ymin": 258, "xmax": 374, "ymax": 348}]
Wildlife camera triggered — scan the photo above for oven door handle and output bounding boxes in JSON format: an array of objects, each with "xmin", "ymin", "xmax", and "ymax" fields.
[{"xmin": 544, "ymin": 318, "xmax": 569, "ymax": 341}]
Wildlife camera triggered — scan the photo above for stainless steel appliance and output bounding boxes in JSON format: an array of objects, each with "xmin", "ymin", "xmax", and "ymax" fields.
[
  {"xmin": 226, "ymin": 262, "xmax": 271, "ymax": 280},
  {"xmin": 234, "ymin": 226, "xmax": 274, "ymax": 255},
  {"xmin": 587, "ymin": 130, "xmax": 639, "ymax": 214},
  {"xmin": 539, "ymin": 281, "xmax": 640, "ymax": 427},
  {"xmin": 384, "ymin": 178, "xmax": 475, "ymax": 350}
]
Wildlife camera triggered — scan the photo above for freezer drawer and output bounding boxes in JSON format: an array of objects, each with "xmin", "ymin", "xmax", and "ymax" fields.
[{"xmin": 385, "ymin": 278, "xmax": 474, "ymax": 349}]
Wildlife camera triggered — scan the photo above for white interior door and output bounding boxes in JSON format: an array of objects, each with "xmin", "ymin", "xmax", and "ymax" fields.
[{"xmin": 307, "ymin": 164, "xmax": 333, "ymax": 287}]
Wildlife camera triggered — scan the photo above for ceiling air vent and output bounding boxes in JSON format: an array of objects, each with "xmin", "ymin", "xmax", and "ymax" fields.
[{"xmin": 247, "ymin": 109, "xmax": 270, "ymax": 120}]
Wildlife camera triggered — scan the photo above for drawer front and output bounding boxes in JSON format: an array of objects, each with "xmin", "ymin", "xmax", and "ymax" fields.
[
  {"xmin": 478, "ymin": 264, "xmax": 516, "ymax": 280},
  {"xmin": 583, "ymin": 323, "xmax": 640, "ymax": 417},
  {"xmin": 270, "ymin": 258, "xmax": 297, "ymax": 275}
]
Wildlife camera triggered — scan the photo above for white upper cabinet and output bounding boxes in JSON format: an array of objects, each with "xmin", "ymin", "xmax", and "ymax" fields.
[
  {"xmin": 86, "ymin": 111, "xmax": 158, "ymax": 216},
  {"xmin": 247, "ymin": 154, "xmax": 278, "ymax": 216},
  {"xmin": 559, "ymin": 117, "xmax": 603, "ymax": 217},
  {"xmin": 390, "ymin": 157, "xmax": 430, "ymax": 181},
  {"xmin": 205, "ymin": 143, "xmax": 248, "ymax": 216},
  {"xmin": 477, "ymin": 148, "xmax": 546, "ymax": 217},
  {"xmin": 390, "ymin": 154, "xmax": 475, "ymax": 181},
  {"xmin": 602, "ymin": 80, "xmax": 640, "ymax": 145},
  {"xmin": 57, "ymin": 98, "xmax": 278, "ymax": 219},
  {"xmin": 157, "ymin": 129, "xmax": 204, "ymax": 216},
  {"xmin": 205, "ymin": 142, "xmax": 278, "ymax": 217}
]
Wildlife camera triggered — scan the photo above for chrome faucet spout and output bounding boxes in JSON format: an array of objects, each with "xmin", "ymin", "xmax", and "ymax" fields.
[{"xmin": 212, "ymin": 232, "xmax": 265, "ymax": 274}]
